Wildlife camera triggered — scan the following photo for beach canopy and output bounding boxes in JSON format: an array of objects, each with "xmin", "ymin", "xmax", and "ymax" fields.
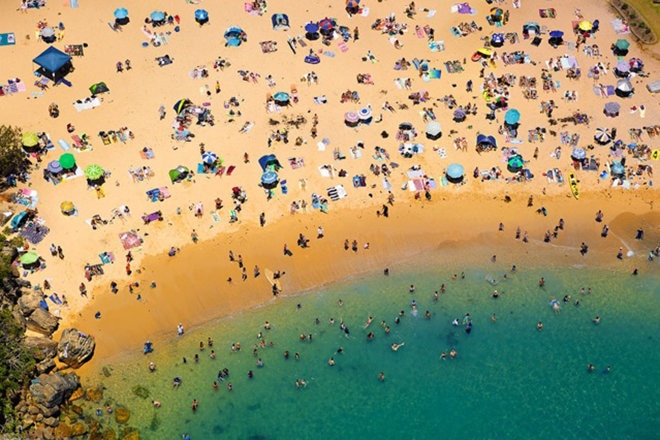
[
  {"xmin": 446, "ymin": 163, "xmax": 464, "ymax": 179},
  {"xmin": 89, "ymin": 82, "xmax": 109, "ymax": 94},
  {"xmin": 507, "ymin": 155, "xmax": 524, "ymax": 172},
  {"xmin": 578, "ymin": 20, "xmax": 593, "ymax": 31},
  {"xmin": 47, "ymin": 160, "xmax": 63, "ymax": 174},
  {"xmin": 201, "ymin": 151, "xmax": 218, "ymax": 164},
  {"xmin": 19, "ymin": 252, "xmax": 40, "ymax": 267},
  {"xmin": 571, "ymin": 148, "xmax": 586, "ymax": 160},
  {"xmin": 33, "ymin": 46, "xmax": 72, "ymax": 81},
  {"xmin": 173, "ymin": 99, "xmax": 192, "ymax": 114},
  {"xmin": 60, "ymin": 200, "xmax": 75, "ymax": 214},
  {"xmin": 594, "ymin": 128, "xmax": 612, "ymax": 145},
  {"xmin": 273, "ymin": 91, "xmax": 290, "ymax": 105},
  {"xmin": 305, "ymin": 22, "xmax": 319, "ymax": 33},
  {"xmin": 504, "ymin": 108, "xmax": 520, "ymax": 125},
  {"xmin": 549, "ymin": 30, "xmax": 564, "ymax": 38},
  {"xmin": 425, "ymin": 121, "xmax": 442, "ymax": 140},
  {"xmin": 271, "ymin": 13, "xmax": 290, "ymax": 30},
  {"xmin": 150, "ymin": 10, "xmax": 165, "ymax": 22},
  {"xmin": 259, "ymin": 154, "xmax": 282, "ymax": 171},
  {"xmin": 476, "ymin": 134, "xmax": 497, "ymax": 148},
  {"xmin": 84, "ymin": 164, "xmax": 104, "ymax": 180},
  {"xmin": 604, "ymin": 101, "xmax": 620, "ymax": 117},
  {"xmin": 611, "ymin": 161, "xmax": 625, "ymax": 175},
  {"xmin": 522, "ymin": 22, "xmax": 540, "ymax": 34},
  {"xmin": 490, "ymin": 33, "xmax": 505, "ymax": 46},
  {"xmin": 59, "ymin": 153, "xmax": 76, "ymax": 169},
  {"xmin": 615, "ymin": 39, "xmax": 630, "ymax": 50},
  {"xmin": 22, "ymin": 132, "xmax": 39, "ymax": 148},
  {"xmin": 114, "ymin": 8, "xmax": 128, "ymax": 19}
]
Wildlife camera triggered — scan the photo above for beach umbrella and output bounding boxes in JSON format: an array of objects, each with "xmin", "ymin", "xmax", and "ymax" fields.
[
  {"xmin": 578, "ymin": 21, "xmax": 593, "ymax": 32},
  {"xmin": 60, "ymin": 200, "xmax": 75, "ymax": 214},
  {"xmin": 318, "ymin": 18, "xmax": 335, "ymax": 32},
  {"xmin": 150, "ymin": 10, "xmax": 165, "ymax": 22},
  {"xmin": 114, "ymin": 8, "xmax": 128, "ymax": 19},
  {"xmin": 490, "ymin": 7, "xmax": 503, "ymax": 21},
  {"xmin": 84, "ymin": 164, "xmax": 104, "ymax": 180},
  {"xmin": 490, "ymin": 33, "xmax": 505, "ymax": 47},
  {"xmin": 19, "ymin": 252, "xmax": 40, "ymax": 267},
  {"xmin": 47, "ymin": 160, "xmax": 63, "ymax": 174},
  {"xmin": 59, "ymin": 153, "xmax": 76, "ymax": 170},
  {"xmin": 629, "ymin": 58, "xmax": 643, "ymax": 72},
  {"xmin": 504, "ymin": 109, "xmax": 520, "ymax": 125},
  {"xmin": 173, "ymin": 99, "xmax": 191, "ymax": 114},
  {"xmin": 615, "ymin": 39, "xmax": 630, "ymax": 50},
  {"xmin": 594, "ymin": 128, "xmax": 612, "ymax": 145},
  {"xmin": 305, "ymin": 23, "xmax": 319, "ymax": 33},
  {"xmin": 201, "ymin": 151, "xmax": 218, "ymax": 164},
  {"xmin": 603, "ymin": 101, "xmax": 620, "ymax": 117},
  {"xmin": 344, "ymin": 111, "xmax": 359, "ymax": 127},
  {"xmin": 358, "ymin": 106, "xmax": 372, "ymax": 123},
  {"xmin": 549, "ymin": 30, "xmax": 564, "ymax": 38},
  {"xmin": 614, "ymin": 60, "xmax": 630, "ymax": 77},
  {"xmin": 194, "ymin": 9, "xmax": 208, "ymax": 20},
  {"xmin": 425, "ymin": 121, "xmax": 442, "ymax": 140},
  {"xmin": 615, "ymin": 79, "xmax": 633, "ymax": 97},
  {"xmin": 261, "ymin": 170, "xmax": 279, "ymax": 189},
  {"xmin": 273, "ymin": 91, "xmax": 290, "ymax": 105},
  {"xmin": 571, "ymin": 148, "xmax": 586, "ymax": 160},
  {"xmin": 446, "ymin": 163, "xmax": 464, "ymax": 180},
  {"xmin": 40, "ymin": 27, "xmax": 55, "ymax": 38},
  {"xmin": 22, "ymin": 132, "xmax": 39, "ymax": 148},
  {"xmin": 346, "ymin": 0, "xmax": 360, "ymax": 8},
  {"xmin": 477, "ymin": 48, "xmax": 492, "ymax": 57},
  {"xmin": 507, "ymin": 155, "xmax": 524, "ymax": 173},
  {"xmin": 453, "ymin": 108, "xmax": 467, "ymax": 122},
  {"xmin": 611, "ymin": 161, "xmax": 625, "ymax": 176}
]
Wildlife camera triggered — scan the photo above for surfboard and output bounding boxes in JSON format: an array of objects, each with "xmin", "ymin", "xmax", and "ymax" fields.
[
  {"xmin": 264, "ymin": 268, "xmax": 282, "ymax": 291},
  {"xmin": 569, "ymin": 173, "xmax": 579, "ymax": 199}
]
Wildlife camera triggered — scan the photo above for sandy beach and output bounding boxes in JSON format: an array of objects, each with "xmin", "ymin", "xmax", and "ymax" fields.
[{"xmin": 0, "ymin": 0, "xmax": 658, "ymax": 381}]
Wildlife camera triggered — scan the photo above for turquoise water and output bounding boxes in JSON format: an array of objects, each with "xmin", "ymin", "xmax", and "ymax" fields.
[{"xmin": 83, "ymin": 262, "xmax": 659, "ymax": 439}]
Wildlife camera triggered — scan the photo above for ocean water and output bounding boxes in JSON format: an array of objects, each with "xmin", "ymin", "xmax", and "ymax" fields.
[{"xmin": 81, "ymin": 261, "xmax": 659, "ymax": 440}]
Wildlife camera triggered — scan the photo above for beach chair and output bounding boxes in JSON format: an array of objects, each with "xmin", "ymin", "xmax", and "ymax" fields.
[{"xmin": 71, "ymin": 134, "xmax": 84, "ymax": 149}]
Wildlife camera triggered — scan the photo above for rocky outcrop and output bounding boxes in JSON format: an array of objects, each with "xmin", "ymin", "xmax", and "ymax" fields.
[
  {"xmin": 17, "ymin": 291, "xmax": 42, "ymax": 315},
  {"xmin": 29, "ymin": 372, "xmax": 80, "ymax": 411},
  {"xmin": 24, "ymin": 336, "xmax": 59, "ymax": 361},
  {"xmin": 25, "ymin": 306, "xmax": 60, "ymax": 335},
  {"xmin": 57, "ymin": 328, "xmax": 96, "ymax": 368}
]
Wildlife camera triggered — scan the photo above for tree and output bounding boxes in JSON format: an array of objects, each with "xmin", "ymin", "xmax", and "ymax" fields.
[{"xmin": 0, "ymin": 125, "xmax": 29, "ymax": 178}]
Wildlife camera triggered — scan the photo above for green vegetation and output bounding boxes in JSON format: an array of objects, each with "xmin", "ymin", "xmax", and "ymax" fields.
[
  {"xmin": 0, "ymin": 125, "xmax": 29, "ymax": 179},
  {"xmin": 626, "ymin": 0, "xmax": 660, "ymax": 37},
  {"xmin": 0, "ymin": 307, "xmax": 37, "ymax": 432}
]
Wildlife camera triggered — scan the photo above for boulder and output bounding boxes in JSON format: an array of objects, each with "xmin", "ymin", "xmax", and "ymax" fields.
[
  {"xmin": 43, "ymin": 416, "xmax": 59, "ymax": 427},
  {"xmin": 25, "ymin": 307, "xmax": 59, "ymax": 336},
  {"xmin": 24, "ymin": 336, "xmax": 59, "ymax": 361},
  {"xmin": 69, "ymin": 387, "xmax": 84, "ymax": 401},
  {"xmin": 85, "ymin": 386, "xmax": 104, "ymax": 403},
  {"xmin": 114, "ymin": 406, "xmax": 130, "ymax": 424},
  {"xmin": 37, "ymin": 358, "xmax": 56, "ymax": 374},
  {"xmin": 17, "ymin": 291, "xmax": 42, "ymax": 316},
  {"xmin": 57, "ymin": 328, "xmax": 96, "ymax": 368},
  {"xmin": 29, "ymin": 372, "xmax": 80, "ymax": 409}
]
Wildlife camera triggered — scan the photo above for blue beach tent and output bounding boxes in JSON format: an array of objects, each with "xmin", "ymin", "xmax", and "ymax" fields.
[{"xmin": 33, "ymin": 46, "xmax": 73, "ymax": 81}]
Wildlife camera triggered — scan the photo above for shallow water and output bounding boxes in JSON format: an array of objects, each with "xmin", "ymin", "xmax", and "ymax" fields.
[{"xmin": 83, "ymin": 262, "xmax": 659, "ymax": 439}]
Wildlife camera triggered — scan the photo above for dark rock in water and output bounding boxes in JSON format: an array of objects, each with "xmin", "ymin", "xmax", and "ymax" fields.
[
  {"xmin": 25, "ymin": 336, "xmax": 58, "ymax": 361},
  {"xmin": 119, "ymin": 426, "xmax": 140, "ymax": 439},
  {"xmin": 25, "ymin": 307, "xmax": 60, "ymax": 336},
  {"xmin": 54, "ymin": 420, "xmax": 88, "ymax": 438},
  {"xmin": 58, "ymin": 328, "xmax": 96, "ymax": 368},
  {"xmin": 85, "ymin": 386, "xmax": 104, "ymax": 403},
  {"xmin": 132, "ymin": 385, "xmax": 150, "ymax": 399},
  {"xmin": 102, "ymin": 428, "xmax": 118, "ymax": 440},
  {"xmin": 29, "ymin": 372, "xmax": 80, "ymax": 410},
  {"xmin": 70, "ymin": 404, "xmax": 83, "ymax": 415},
  {"xmin": 114, "ymin": 406, "xmax": 131, "ymax": 424}
]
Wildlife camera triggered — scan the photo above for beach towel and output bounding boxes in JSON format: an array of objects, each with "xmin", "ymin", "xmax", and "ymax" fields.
[
  {"xmin": 0, "ymin": 33, "xmax": 15, "ymax": 46},
  {"xmin": 327, "ymin": 185, "xmax": 347, "ymax": 201},
  {"xmin": 119, "ymin": 230, "xmax": 142, "ymax": 250},
  {"xmin": 538, "ymin": 8, "xmax": 556, "ymax": 18},
  {"xmin": 226, "ymin": 165, "xmax": 236, "ymax": 175},
  {"xmin": 416, "ymin": 27, "xmax": 425, "ymax": 38},
  {"xmin": 338, "ymin": 42, "xmax": 348, "ymax": 52},
  {"xmin": 313, "ymin": 96, "xmax": 327, "ymax": 104},
  {"xmin": 429, "ymin": 41, "xmax": 445, "ymax": 52},
  {"xmin": 58, "ymin": 139, "xmax": 71, "ymax": 151},
  {"xmin": 70, "ymin": 0, "xmax": 79, "ymax": 8},
  {"xmin": 99, "ymin": 252, "xmax": 115, "ymax": 264},
  {"xmin": 318, "ymin": 165, "xmax": 332, "ymax": 177},
  {"xmin": 49, "ymin": 294, "xmax": 63, "ymax": 305},
  {"xmin": 323, "ymin": 51, "xmax": 335, "ymax": 58},
  {"xmin": 211, "ymin": 211, "xmax": 221, "ymax": 222}
]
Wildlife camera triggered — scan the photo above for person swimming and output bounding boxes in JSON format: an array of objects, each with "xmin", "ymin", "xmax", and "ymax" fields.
[{"xmin": 391, "ymin": 342, "xmax": 405, "ymax": 351}]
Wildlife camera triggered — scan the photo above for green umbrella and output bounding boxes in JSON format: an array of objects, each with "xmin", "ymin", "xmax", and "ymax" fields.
[
  {"xmin": 84, "ymin": 164, "xmax": 105, "ymax": 180},
  {"xmin": 615, "ymin": 39, "xmax": 630, "ymax": 50},
  {"xmin": 22, "ymin": 132, "xmax": 39, "ymax": 147},
  {"xmin": 19, "ymin": 252, "xmax": 40, "ymax": 266},
  {"xmin": 59, "ymin": 153, "xmax": 76, "ymax": 169}
]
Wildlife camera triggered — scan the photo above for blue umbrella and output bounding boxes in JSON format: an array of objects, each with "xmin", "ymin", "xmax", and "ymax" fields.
[
  {"xmin": 305, "ymin": 22, "xmax": 319, "ymax": 33},
  {"xmin": 504, "ymin": 109, "xmax": 520, "ymax": 125},
  {"xmin": 150, "ymin": 11, "xmax": 165, "ymax": 22},
  {"xmin": 571, "ymin": 148, "xmax": 586, "ymax": 160},
  {"xmin": 202, "ymin": 151, "xmax": 218, "ymax": 164},
  {"xmin": 446, "ymin": 163, "xmax": 464, "ymax": 179},
  {"xmin": 261, "ymin": 171, "xmax": 279, "ymax": 185},
  {"xmin": 273, "ymin": 92, "xmax": 290, "ymax": 104},
  {"xmin": 549, "ymin": 30, "xmax": 564, "ymax": 38},
  {"xmin": 47, "ymin": 160, "xmax": 63, "ymax": 174},
  {"xmin": 491, "ymin": 33, "xmax": 505, "ymax": 43},
  {"xmin": 114, "ymin": 8, "xmax": 128, "ymax": 19},
  {"xmin": 347, "ymin": 0, "xmax": 361, "ymax": 8},
  {"xmin": 453, "ymin": 108, "xmax": 467, "ymax": 121},
  {"xmin": 195, "ymin": 9, "xmax": 208, "ymax": 20},
  {"xmin": 611, "ymin": 161, "xmax": 625, "ymax": 175}
]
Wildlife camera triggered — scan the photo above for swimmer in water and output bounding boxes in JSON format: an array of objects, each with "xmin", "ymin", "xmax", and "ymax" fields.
[
  {"xmin": 328, "ymin": 357, "xmax": 335, "ymax": 366},
  {"xmin": 378, "ymin": 372, "xmax": 385, "ymax": 381},
  {"xmin": 391, "ymin": 342, "xmax": 405, "ymax": 351},
  {"xmin": 587, "ymin": 364, "xmax": 595, "ymax": 372},
  {"xmin": 592, "ymin": 316, "xmax": 601, "ymax": 324},
  {"xmin": 449, "ymin": 348, "xmax": 457, "ymax": 359},
  {"xmin": 537, "ymin": 321, "xmax": 544, "ymax": 331},
  {"xmin": 452, "ymin": 318, "xmax": 459, "ymax": 326}
]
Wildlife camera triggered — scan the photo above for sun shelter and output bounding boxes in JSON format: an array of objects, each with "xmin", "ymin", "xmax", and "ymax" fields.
[
  {"xmin": 173, "ymin": 98, "xmax": 192, "ymax": 114},
  {"xmin": 272, "ymin": 13, "xmax": 290, "ymax": 30},
  {"xmin": 60, "ymin": 200, "xmax": 76, "ymax": 215},
  {"xmin": 59, "ymin": 153, "xmax": 76, "ymax": 171},
  {"xmin": 629, "ymin": 58, "xmax": 643, "ymax": 73},
  {"xmin": 613, "ymin": 39, "xmax": 630, "ymax": 56},
  {"xmin": 19, "ymin": 252, "xmax": 42, "ymax": 270},
  {"xmin": 345, "ymin": 111, "xmax": 359, "ymax": 127},
  {"xmin": 571, "ymin": 147, "xmax": 587, "ymax": 161},
  {"xmin": 446, "ymin": 163, "xmax": 465, "ymax": 183},
  {"xmin": 201, "ymin": 151, "xmax": 218, "ymax": 165},
  {"xmin": 259, "ymin": 154, "xmax": 282, "ymax": 172},
  {"xmin": 472, "ymin": 47, "xmax": 492, "ymax": 62},
  {"xmin": 273, "ymin": 91, "xmax": 290, "ymax": 106},
  {"xmin": 114, "ymin": 7, "xmax": 129, "ymax": 25},
  {"xmin": 85, "ymin": 164, "xmax": 105, "ymax": 186},
  {"xmin": 40, "ymin": 27, "xmax": 56, "ymax": 44},
  {"xmin": 261, "ymin": 170, "xmax": 279, "ymax": 189},
  {"xmin": 33, "ymin": 46, "xmax": 73, "ymax": 82},
  {"xmin": 476, "ymin": 134, "xmax": 497, "ymax": 151},
  {"xmin": 169, "ymin": 166, "xmax": 189, "ymax": 183},
  {"xmin": 603, "ymin": 102, "xmax": 620, "ymax": 117},
  {"xmin": 522, "ymin": 22, "xmax": 540, "ymax": 37},
  {"xmin": 150, "ymin": 10, "xmax": 166, "ymax": 26},
  {"xmin": 507, "ymin": 155, "xmax": 524, "ymax": 173},
  {"xmin": 346, "ymin": 0, "xmax": 361, "ymax": 15},
  {"xmin": 453, "ymin": 108, "xmax": 467, "ymax": 122},
  {"xmin": 195, "ymin": 9, "xmax": 209, "ymax": 26},
  {"xmin": 594, "ymin": 128, "xmax": 612, "ymax": 145},
  {"xmin": 89, "ymin": 82, "xmax": 109, "ymax": 95},
  {"xmin": 614, "ymin": 60, "xmax": 630, "ymax": 78},
  {"xmin": 224, "ymin": 27, "xmax": 246, "ymax": 47},
  {"xmin": 490, "ymin": 33, "xmax": 505, "ymax": 47},
  {"xmin": 318, "ymin": 18, "xmax": 335, "ymax": 37},
  {"xmin": 548, "ymin": 30, "xmax": 564, "ymax": 47},
  {"xmin": 47, "ymin": 160, "xmax": 63, "ymax": 176},
  {"xmin": 358, "ymin": 106, "xmax": 373, "ymax": 124},
  {"xmin": 305, "ymin": 22, "xmax": 320, "ymax": 40},
  {"xmin": 425, "ymin": 121, "xmax": 442, "ymax": 140},
  {"xmin": 615, "ymin": 79, "xmax": 633, "ymax": 98},
  {"xmin": 21, "ymin": 132, "xmax": 40, "ymax": 153}
]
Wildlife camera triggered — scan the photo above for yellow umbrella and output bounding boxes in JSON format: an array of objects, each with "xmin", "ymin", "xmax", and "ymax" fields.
[
  {"xmin": 578, "ymin": 20, "xmax": 593, "ymax": 31},
  {"xmin": 60, "ymin": 201, "xmax": 75, "ymax": 214},
  {"xmin": 477, "ymin": 48, "xmax": 493, "ymax": 57}
]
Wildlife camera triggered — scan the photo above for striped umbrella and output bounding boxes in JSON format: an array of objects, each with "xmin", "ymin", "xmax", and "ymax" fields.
[{"xmin": 202, "ymin": 151, "xmax": 218, "ymax": 164}]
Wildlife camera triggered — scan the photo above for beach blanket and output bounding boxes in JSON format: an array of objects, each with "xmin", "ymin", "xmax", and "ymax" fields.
[
  {"xmin": 327, "ymin": 185, "xmax": 347, "ymax": 201},
  {"xmin": 259, "ymin": 41, "xmax": 278, "ymax": 53},
  {"xmin": 64, "ymin": 44, "xmax": 84, "ymax": 56},
  {"xmin": 119, "ymin": 230, "xmax": 142, "ymax": 250},
  {"xmin": 318, "ymin": 164, "xmax": 333, "ymax": 177},
  {"xmin": 538, "ymin": 8, "xmax": 556, "ymax": 18},
  {"xmin": 0, "ymin": 33, "xmax": 16, "ymax": 46},
  {"xmin": 611, "ymin": 19, "xmax": 630, "ymax": 35},
  {"xmin": 211, "ymin": 211, "xmax": 221, "ymax": 222},
  {"xmin": 99, "ymin": 252, "xmax": 115, "ymax": 264},
  {"xmin": 429, "ymin": 41, "xmax": 445, "ymax": 52},
  {"xmin": 289, "ymin": 157, "xmax": 305, "ymax": 169},
  {"xmin": 19, "ymin": 221, "xmax": 49, "ymax": 244},
  {"xmin": 73, "ymin": 96, "xmax": 101, "ymax": 112}
]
